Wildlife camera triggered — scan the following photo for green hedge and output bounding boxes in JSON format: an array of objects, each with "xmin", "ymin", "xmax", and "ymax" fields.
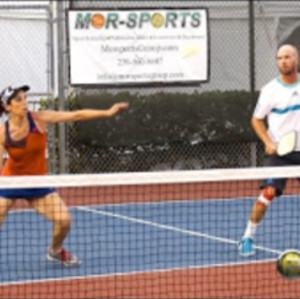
[{"xmin": 65, "ymin": 90, "xmax": 259, "ymax": 147}]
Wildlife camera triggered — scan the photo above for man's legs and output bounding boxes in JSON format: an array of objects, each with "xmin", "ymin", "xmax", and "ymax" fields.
[
  {"xmin": 238, "ymin": 185, "xmax": 278, "ymax": 256},
  {"xmin": 239, "ymin": 155, "xmax": 288, "ymax": 256}
]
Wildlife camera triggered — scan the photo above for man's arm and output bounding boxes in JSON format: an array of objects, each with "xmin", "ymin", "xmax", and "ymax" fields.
[{"xmin": 251, "ymin": 116, "xmax": 276, "ymax": 155}]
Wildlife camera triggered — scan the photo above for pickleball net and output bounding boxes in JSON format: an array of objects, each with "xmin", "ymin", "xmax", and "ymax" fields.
[{"xmin": 1, "ymin": 166, "xmax": 300, "ymax": 298}]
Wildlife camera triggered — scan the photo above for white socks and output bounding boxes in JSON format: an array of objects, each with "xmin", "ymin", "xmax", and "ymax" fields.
[{"xmin": 243, "ymin": 220, "xmax": 259, "ymax": 239}]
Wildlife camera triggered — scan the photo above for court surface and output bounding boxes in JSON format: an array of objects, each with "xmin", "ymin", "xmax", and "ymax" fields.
[{"xmin": 0, "ymin": 195, "xmax": 300, "ymax": 298}]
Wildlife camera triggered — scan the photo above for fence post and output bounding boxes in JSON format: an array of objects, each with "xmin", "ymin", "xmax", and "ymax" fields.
[
  {"xmin": 249, "ymin": 0, "xmax": 255, "ymax": 98},
  {"xmin": 249, "ymin": 0, "xmax": 257, "ymax": 166},
  {"xmin": 57, "ymin": 1, "xmax": 66, "ymax": 173},
  {"xmin": 46, "ymin": 4, "xmax": 57, "ymax": 174}
]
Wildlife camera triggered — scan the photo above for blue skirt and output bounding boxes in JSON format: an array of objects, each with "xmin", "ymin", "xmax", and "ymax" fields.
[{"xmin": 0, "ymin": 188, "xmax": 55, "ymax": 200}]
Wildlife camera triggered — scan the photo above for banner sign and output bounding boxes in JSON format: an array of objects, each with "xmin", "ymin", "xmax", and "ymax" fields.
[{"xmin": 68, "ymin": 8, "xmax": 209, "ymax": 86}]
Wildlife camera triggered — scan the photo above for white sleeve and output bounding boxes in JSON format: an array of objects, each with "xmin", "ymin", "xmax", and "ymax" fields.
[{"xmin": 253, "ymin": 87, "xmax": 273, "ymax": 119}]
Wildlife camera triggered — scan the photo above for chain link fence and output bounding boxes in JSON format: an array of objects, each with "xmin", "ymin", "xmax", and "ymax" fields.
[
  {"xmin": 0, "ymin": 3, "xmax": 57, "ymax": 172},
  {"xmin": 62, "ymin": 1, "xmax": 300, "ymax": 173},
  {"xmin": 2, "ymin": 2, "xmax": 300, "ymax": 173},
  {"xmin": 67, "ymin": 140, "xmax": 265, "ymax": 173},
  {"xmin": 65, "ymin": 1, "xmax": 266, "ymax": 173}
]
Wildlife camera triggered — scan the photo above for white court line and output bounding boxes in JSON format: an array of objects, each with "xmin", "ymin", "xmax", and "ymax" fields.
[
  {"xmin": 9, "ymin": 193, "xmax": 300, "ymax": 214},
  {"xmin": 71, "ymin": 196, "xmax": 251, "ymax": 209},
  {"xmin": 70, "ymin": 193, "xmax": 299, "ymax": 208},
  {"xmin": 77, "ymin": 206, "xmax": 282, "ymax": 255},
  {"xmin": 0, "ymin": 258, "xmax": 276, "ymax": 287},
  {"xmin": 8, "ymin": 197, "xmax": 249, "ymax": 213}
]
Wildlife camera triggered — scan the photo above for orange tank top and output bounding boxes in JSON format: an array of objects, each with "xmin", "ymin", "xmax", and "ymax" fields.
[{"xmin": 2, "ymin": 112, "xmax": 48, "ymax": 176}]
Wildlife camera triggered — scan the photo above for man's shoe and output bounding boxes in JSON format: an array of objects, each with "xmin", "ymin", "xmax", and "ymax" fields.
[{"xmin": 238, "ymin": 238, "xmax": 255, "ymax": 256}]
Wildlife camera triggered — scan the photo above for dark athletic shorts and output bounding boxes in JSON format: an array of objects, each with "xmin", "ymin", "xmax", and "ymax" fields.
[
  {"xmin": 0, "ymin": 188, "xmax": 56, "ymax": 200},
  {"xmin": 260, "ymin": 152, "xmax": 300, "ymax": 196}
]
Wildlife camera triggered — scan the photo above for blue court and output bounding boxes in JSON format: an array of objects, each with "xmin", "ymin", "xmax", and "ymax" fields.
[{"xmin": 0, "ymin": 196, "xmax": 299, "ymax": 285}]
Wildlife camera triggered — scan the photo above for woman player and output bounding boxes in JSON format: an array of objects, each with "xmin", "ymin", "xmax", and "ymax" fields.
[{"xmin": 0, "ymin": 85, "xmax": 128, "ymax": 267}]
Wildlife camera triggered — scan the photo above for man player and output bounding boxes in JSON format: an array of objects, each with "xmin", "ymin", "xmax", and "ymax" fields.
[
  {"xmin": 0, "ymin": 85, "xmax": 128, "ymax": 266},
  {"xmin": 239, "ymin": 44, "xmax": 300, "ymax": 256}
]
